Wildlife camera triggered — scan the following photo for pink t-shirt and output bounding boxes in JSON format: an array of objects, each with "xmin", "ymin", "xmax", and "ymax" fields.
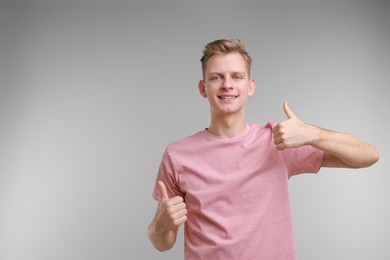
[{"xmin": 153, "ymin": 123, "xmax": 324, "ymax": 260}]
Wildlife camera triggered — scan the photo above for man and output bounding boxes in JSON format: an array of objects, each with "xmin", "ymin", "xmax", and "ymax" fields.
[{"xmin": 147, "ymin": 39, "xmax": 379, "ymax": 259}]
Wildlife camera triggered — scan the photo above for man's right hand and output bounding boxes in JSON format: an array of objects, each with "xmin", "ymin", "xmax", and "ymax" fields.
[{"xmin": 156, "ymin": 181, "xmax": 187, "ymax": 233}]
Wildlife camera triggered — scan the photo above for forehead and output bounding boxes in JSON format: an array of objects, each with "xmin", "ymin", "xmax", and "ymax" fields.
[{"xmin": 205, "ymin": 53, "xmax": 247, "ymax": 74}]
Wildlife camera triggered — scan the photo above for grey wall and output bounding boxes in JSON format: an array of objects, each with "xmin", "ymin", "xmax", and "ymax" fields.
[{"xmin": 0, "ymin": 0, "xmax": 389, "ymax": 259}]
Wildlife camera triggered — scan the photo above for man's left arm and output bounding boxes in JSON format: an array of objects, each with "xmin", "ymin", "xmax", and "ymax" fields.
[{"xmin": 272, "ymin": 101, "xmax": 379, "ymax": 168}]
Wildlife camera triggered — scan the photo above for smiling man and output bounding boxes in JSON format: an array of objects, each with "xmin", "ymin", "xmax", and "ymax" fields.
[
  {"xmin": 198, "ymin": 51, "xmax": 255, "ymax": 137},
  {"xmin": 147, "ymin": 39, "xmax": 379, "ymax": 259}
]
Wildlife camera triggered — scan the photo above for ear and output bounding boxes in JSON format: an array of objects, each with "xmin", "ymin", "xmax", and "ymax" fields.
[
  {"xmin": 248, "ymin": 78, "xmax": 256, "ymax": 97},
  {"xmin": 198, "ymin": 80, "xmax": 207, "ymax": 98}
]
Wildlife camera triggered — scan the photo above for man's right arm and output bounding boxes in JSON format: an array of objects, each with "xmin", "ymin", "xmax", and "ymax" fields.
[{"xmin": 147, "ymin": 181, "xmax": 187, "ymax": 251}]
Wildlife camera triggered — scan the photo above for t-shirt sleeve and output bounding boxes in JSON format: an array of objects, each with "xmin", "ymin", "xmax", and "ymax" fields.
[
  {"xmin": 152, "ymin": 148, "xmax": 184, "ymax": 201},
  {"xmin": 281, "ymin": 145, "xmax": 325, "ymax": 178}
]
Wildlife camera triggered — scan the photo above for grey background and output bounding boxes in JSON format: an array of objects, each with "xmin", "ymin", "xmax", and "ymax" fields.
[{"xmin": 0, "ymin": 0, "xmax": 389, "ymax": 259}]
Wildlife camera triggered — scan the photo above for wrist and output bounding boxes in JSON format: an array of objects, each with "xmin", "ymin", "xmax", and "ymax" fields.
[{"xmin": 308, "ymin": 125, "xmax": 327, "ymax": 147}]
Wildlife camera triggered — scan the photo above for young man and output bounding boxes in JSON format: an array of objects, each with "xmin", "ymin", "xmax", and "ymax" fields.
[{"xmin": 147, "ymin": 39, "xmax": 379, "ymax": 259}]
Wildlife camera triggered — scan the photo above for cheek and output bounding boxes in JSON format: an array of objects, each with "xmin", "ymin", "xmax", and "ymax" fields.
[{"xmin": 203, "ymin": 85, "xmax": 218, "ymax": 98}]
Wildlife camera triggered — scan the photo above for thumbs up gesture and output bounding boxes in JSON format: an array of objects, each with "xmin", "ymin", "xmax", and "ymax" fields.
[
  {"xmin": 156, "ymin": 181, "xmax": 187, "ymax": 232},
  {"xmin": 272, "ymin": 101, "xmax": 315, "ymax": 150}
]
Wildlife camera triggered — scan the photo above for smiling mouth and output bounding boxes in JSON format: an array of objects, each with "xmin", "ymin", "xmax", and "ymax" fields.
[{"xmin": 218, "ymin": 95, "xmax": 238, "ymax": 99}]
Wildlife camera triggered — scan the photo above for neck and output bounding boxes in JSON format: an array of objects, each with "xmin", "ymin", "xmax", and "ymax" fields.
[{"xmin": 207, "ymin": 113, "xmax": 247, "ymax": 138}]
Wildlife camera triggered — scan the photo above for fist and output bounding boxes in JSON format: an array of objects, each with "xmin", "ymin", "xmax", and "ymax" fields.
[
  {"xmin": 156, "ymin": 181, "xmax": 187, "ymax": 232},
  {"xmin": 272, "ymin": 101, "xmax": 312, "ymax": 150}
]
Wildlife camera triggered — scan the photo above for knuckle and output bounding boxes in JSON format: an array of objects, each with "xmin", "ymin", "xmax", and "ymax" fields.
[{"xmin": 166, "ymin": 207, "xmax": 175, "ymax": 215}]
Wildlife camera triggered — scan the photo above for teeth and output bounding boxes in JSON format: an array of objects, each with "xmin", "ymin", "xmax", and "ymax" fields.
[{"xmin": 219, "ymin": 96, "xmax": 237, "ymax": 99}]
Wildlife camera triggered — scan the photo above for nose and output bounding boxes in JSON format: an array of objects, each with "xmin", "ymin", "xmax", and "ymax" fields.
[{"xmin": 221, "ymin": 77, "xmax": 233, "ymax": 91}]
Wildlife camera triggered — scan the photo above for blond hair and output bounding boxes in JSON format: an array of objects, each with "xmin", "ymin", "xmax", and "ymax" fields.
[{"xmin": 200, "ymin": 39, "xmax": 253, "ymax": 79}]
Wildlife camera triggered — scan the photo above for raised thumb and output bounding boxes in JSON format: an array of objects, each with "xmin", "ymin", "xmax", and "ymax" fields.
[
  {"xmin": 158, "ymin": 181, "xmax": 169, "ymax": 201},
  {"xmin": 283, "ymin": 100, "xmax": 296, "ymax": 119}
]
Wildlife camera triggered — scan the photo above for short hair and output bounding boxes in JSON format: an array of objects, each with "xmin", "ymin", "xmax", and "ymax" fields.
[{"xmin": 200, "ymin": 39, "xmax": 253, "ymax": 79}]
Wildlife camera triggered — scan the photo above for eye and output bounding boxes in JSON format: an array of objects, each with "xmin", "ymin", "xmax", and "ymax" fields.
[
  {"xmin": 233, "ymin": 74, "xmax": 244, "ymax": 80},
  {"xmin": 210, "ymin": 75, "xmax": 221, "ymax": 81}
]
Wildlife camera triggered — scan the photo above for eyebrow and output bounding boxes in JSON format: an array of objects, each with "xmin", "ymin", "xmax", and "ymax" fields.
[{"xmin": 208, "ymin": 71, "xmax": 247, "ymax": 76}]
